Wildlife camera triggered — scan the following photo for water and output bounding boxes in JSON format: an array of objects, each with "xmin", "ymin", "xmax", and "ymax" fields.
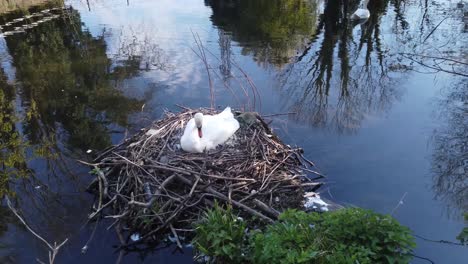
[{"xmin": 0, "ymin": 0, "xmax": 467, "ymax": 263}]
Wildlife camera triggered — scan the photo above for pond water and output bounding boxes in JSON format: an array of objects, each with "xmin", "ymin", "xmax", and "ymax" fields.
[{"xmin": 0, "ymin": 0, "xmax": 467, "ymax": 263}]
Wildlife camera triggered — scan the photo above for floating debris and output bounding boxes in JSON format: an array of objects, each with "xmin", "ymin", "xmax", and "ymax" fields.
[
  {"xmin": 130, "ymin": 233, "xmax": 141, "ymax": 242},
  {"xmin": 81, "ymin": 245, "xmax": 88, "ymax": 254},
  {"xmin": 86, "ymin": 149, "xmax": 92, "ymax": 154},
  {"xmin": 304, "ymin": 192, "xmax": 329, "ymax": 212}
]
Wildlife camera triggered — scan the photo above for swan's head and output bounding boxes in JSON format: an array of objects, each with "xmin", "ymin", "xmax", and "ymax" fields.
[{"xmin": 194, "ymin": 113, "xmax": 203, "ymax": 138}]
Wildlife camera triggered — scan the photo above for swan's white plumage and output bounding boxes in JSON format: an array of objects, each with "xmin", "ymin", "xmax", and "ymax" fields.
[{"xmin": 180, "ymin": 107, "xmax": 240, "ymax": 153}]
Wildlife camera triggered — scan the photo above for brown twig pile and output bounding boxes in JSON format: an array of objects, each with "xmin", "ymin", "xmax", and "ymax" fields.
[{"xmin": 84, "ymin": 108, "xmax": 322, "ymax": 247}]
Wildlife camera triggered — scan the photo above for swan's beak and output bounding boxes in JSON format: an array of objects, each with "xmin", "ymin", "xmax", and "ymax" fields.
[{"xmin": 197, "ymin": 127, "xmax": 203, "ymax": 138}]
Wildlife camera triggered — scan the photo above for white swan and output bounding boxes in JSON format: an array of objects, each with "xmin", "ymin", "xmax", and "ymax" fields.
[
  {"xmin": 180, "ymin": 107, "xmax": 240, "ymax": 153},
  {"xmin": 351, "ymin": 0, "xmax": 370, "ymax": 20}
]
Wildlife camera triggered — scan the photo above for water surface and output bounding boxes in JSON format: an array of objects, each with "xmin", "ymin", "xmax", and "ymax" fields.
[{"xmin": 0, "ymin": 0, "xmax": 467, "ymax": 263}]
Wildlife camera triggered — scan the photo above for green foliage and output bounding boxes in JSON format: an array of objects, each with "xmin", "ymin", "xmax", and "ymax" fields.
[
  {"xmin": 194, "ymin": 203, "xmax": 248, "ymax": 263},
  {"xmin": 456, "ymin": 212, "xmax": 468, "ymax": 245},
  {"xmin": 194, "ymin": 207, "xmax": 416, "ymax": 264},
  {"xmin": 457, "ymin": 228, "xmax": 468, "ymax": 245},
  {"xmin": 250, "ymin": 215, "xmax": 319, "ymax": 263}
]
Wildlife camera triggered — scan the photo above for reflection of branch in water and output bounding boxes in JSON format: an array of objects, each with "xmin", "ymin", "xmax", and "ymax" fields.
[
  {"xmin": 401, "ymin": 53, "xmax": 468, "ymax": 77},
  {"xmin": 114, "ymin": 25, "xmax": 170, "ymax": 71},
  {"xmin": 191, "ymin": 37, "xmax": 261, "ymax": 112},
  {"xmin": 431, "ymin": 79, "xmax": 468, "ymax": 214},
  {"xmin": 218, "ymin": 29, "xmax": 232, "ymax": 81}
]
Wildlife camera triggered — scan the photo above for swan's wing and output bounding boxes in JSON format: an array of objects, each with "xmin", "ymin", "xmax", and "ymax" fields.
[
  {"xmin": 203, "ymin": 116, "xmax": 240, "ymax": 147},
  {"xmin": 215, "ymin": 107, "xmax": 234, "ymax": 120}
]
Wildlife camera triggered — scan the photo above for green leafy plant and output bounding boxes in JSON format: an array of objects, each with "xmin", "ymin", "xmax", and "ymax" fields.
[
  {"xmin": 456, "ymin": 212, "xmax": 468, "ymax": 245},
  {"xmin": 306, "ymin": 208, "xmax": 415, "ymax": 263},
  {"xmin": 255, "ymin": 209, "xmax": 415, "ymax": 263},
  {"xmin": 194, "ymin": 203, "xmax": 248, "ymax": 263},
  {"xmin": 250, "ymin": 210, "xmax": 321, "ymax": 263},
  {"xmin": 194, "ymin": 207, "xmax": 416, "ymax": 264}
]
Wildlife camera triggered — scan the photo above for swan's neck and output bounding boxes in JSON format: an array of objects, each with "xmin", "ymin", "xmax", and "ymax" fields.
[{"xmin": 359, "ymin": 0, "xmax": 369, "ymax": 8}]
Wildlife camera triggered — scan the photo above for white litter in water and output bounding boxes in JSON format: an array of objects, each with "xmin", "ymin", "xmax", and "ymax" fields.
[
  {"xmin": 304, "ymin": 192, "xmax": 329, "ymax": 212},
  {"xmin": 130, "ymin": 233, "xmax": 141, "ymax": 241},
  {"xmin": 81, "ymin": 245, "xmax": 88, "ymax": 254},
  {"xmin": 86, "ymin": 149, "xmax": 92, "ymax": 154},
  {"xmin": 35, "ymin": 186, "xmax": 41, "ymax": 189}
]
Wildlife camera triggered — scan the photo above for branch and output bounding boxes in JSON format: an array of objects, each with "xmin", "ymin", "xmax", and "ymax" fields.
[{"xmin": 5, "ymin": 196, "xmax": 69, "ymax": 264}]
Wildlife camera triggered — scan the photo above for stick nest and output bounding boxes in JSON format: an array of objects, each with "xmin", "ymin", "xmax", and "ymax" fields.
[{"xmin": 86, "ymin": 108, "xmax": 322, "ymax": 246}]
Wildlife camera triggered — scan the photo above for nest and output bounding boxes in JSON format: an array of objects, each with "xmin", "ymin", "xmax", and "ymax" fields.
[{"xmin": 85, "ymin": 108, "xmax": 322, "ymax": 247}]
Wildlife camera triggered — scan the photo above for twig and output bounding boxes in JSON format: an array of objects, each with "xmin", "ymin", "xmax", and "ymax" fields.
[
  {"xmin": 170, "ymin": 224, "xmax": 183, "ymax": 249},
  {"xmin": 411, "ymin": 254, "xmax": 435, "ymax": 264},
  {"xmin": 253, "ymin": 199, "xmax": 280, "ymax": 219},
  {"xmin": 422, "ymin": 17, "xmax": 447, "ymax": 43},
  {"xmin": 5, "ymin": 196, "xmax": 69, "ymax": 264},
  {"xmin": 399, "ymin": 53, "xmax": 468, "ymax": 66},
  {"xmin": 191, "ymin": 30, "xmax": 215, "ymax": 109},
  {"xmin": 261, "ymin": 112, "xmax": 297, "ymax": 117},
  {"xmin": 390, "ymin": 192, "xmax": 407, "ymax": 216},
  {"xmin": 401, "ymin": 54, "xmax": 468, "ymax": 77},
  {"xmin": 413, "ymin": 234, "xmax": 464, "ymax": 246},
  {"xmin": 175, "ymin": 175, "xmax": 274, "ymax": 223}
]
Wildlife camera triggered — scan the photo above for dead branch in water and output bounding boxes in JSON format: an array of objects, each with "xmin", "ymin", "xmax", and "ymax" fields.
[
  {"xmin": 191, "ymin": 30, "xmax": 215, "ymax": 109},
  {"xmin": 5, "ymin": 196, "xmax": 68, "ymax": 264},
  {"xmin": 191, "ymin": 32, "xmax": 261, "ymax": 112}
]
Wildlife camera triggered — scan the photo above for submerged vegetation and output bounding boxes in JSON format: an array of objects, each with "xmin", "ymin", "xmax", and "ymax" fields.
[{"xmin": 195, "ymin": 206, "xmax": 416, "ymax": 264}]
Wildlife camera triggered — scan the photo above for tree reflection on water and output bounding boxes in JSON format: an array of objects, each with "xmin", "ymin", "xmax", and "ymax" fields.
[
  {"xmin": 0, "ymin": 5, "xmax": 159, "ymax": 260},
  {"xmin": 279, "ymin": 0, "xmax": 408, "ymax": 133},
  {"xmin": 0, "ymin": 6, "xmax": 146, "ymax": 199},
  {"xmin": 432, "ymin": 79, "xmax": 468, "ymax": 215},
  {"xmin": 206, "ymin": 0, "xmax": 319, "ymax": 67}
]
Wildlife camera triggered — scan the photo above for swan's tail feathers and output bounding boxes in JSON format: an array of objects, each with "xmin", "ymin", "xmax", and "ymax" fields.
[
  {"xmin": 222, "ymin": 106, "xmax": 232, "ymax": 113},
  {"xmin": 219, "ymin": 106, "xmax": 234, "ymax": 118}
]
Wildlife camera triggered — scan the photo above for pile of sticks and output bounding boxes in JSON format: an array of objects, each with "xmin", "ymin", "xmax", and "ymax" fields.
[{"xmin": 85, "ymin": 108, "xmax": 322, "ymax": 246}]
